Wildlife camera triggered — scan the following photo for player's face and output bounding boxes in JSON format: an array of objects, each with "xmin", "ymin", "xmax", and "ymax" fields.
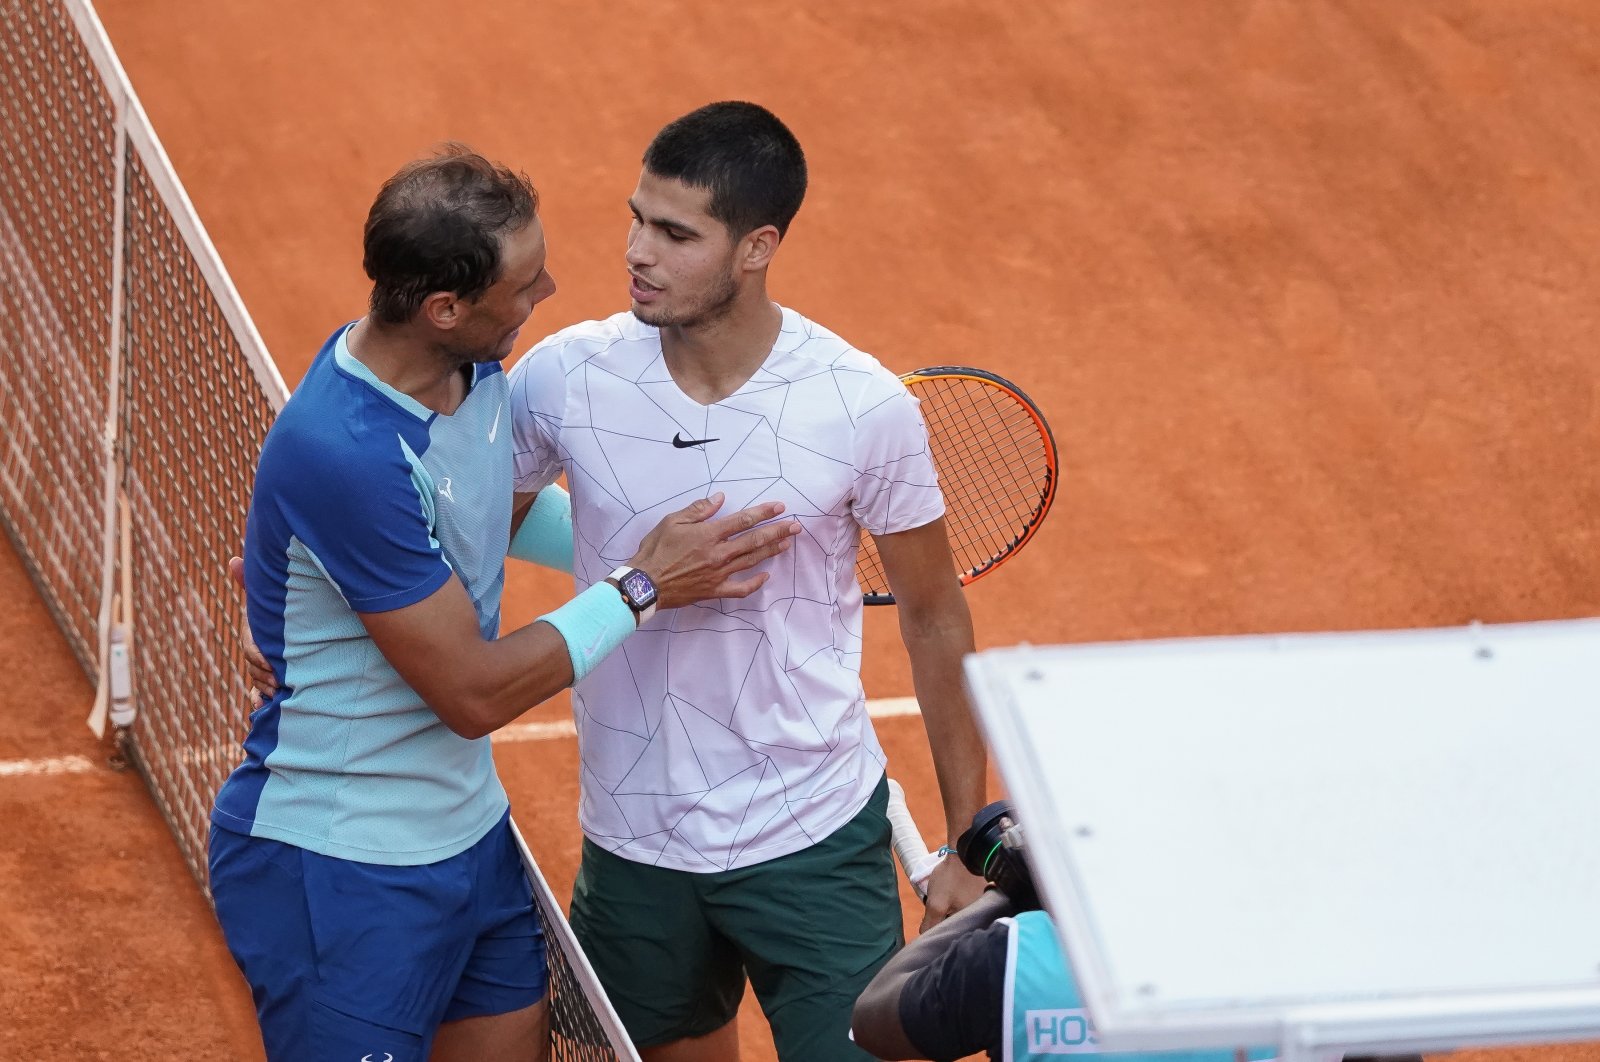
[
  {"xmin": 625, "ymin": 171, "xmax": 741, "ymax": 329},
  {"xmin": 454, "ymin": 216, "xmax": 556, "ymax": 363}
]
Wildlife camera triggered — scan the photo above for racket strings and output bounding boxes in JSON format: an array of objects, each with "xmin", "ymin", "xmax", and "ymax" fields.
[
  {"xmin": 856, "ymin": 373, "xmax": 1055, "ymax": 600},
  {"xmin": 921, "ymin": 378, "xmax": 1051, "ymax": 575}
]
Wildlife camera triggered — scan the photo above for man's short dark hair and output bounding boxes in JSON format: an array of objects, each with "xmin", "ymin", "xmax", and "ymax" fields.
[
  {"xmin": 643, "ymin": 101, "xmax": 807, "ymax": 239},
  {"xmin": 363, "ymin": 145, "xmax": 538, "ymax": 324}
]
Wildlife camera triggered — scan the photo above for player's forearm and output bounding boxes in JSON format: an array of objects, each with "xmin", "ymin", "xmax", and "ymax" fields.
[
  {"xmin": 851, "ymin": 888, "xmax": 1015, "ymax": 1058},
  {"xmin": 441, "ymin": 575, "xmax": 644, "ymax": 738},
  {"xmin": 884, "ymin": 887, "xmax": 1012, "ymax": 986},
  {"xmin": 374, "ymin": 496, "xmax": 796, "ymax": 740},
  {"xmin": 438, "ymin": 621, "xmax": 577, "ymax": 738},
  {"xmin": 901, "ymin": 604, "xmax": 987, "ymax": 844},
  {"xmin": 364, "ymin": 576, "xmax": 630, "ymax": 741}
]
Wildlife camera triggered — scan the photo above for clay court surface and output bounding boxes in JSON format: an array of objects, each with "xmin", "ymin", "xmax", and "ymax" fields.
[{"xmin": 4, "ymin": 0, "xmax": 1599, "ymax": 1059}]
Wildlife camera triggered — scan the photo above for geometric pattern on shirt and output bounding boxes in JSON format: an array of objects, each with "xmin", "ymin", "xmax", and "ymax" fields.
[{"xmin": 511, "ymin": 308, "xmax": 943, "ymax": 872}]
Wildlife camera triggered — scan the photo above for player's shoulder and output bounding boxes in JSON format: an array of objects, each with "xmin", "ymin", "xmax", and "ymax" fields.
[
  {"xmin": 507, "ymin": 313, "xmax": 658, "ymax": 414},
  {"xmin": 773, "ymin": 306, "xmax": 907, "ymax": 405},
  {"xmin": 262, "ymin": 327, "xmax": 423, "ymax": 484}
]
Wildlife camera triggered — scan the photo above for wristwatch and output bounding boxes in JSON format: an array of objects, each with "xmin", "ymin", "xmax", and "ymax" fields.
[{"xmin": 607, "ymin": 565, "xmax": 659, "ymax": 625}]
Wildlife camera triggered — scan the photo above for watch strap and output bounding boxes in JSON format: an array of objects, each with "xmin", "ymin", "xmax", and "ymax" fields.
[{"xmin": 607, "ymin": 565, "xmax": 659, "ymax": 624}]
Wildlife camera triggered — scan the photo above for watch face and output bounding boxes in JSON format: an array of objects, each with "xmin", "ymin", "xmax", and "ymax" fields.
[{"xmin": 621, "ymin": 569, "xmax": 657, "ymax": 606}]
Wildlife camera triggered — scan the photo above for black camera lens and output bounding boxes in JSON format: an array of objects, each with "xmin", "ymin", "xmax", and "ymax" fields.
[
  {"xmin": 956, "ymin": 800, "xmax": 1014, "ymax": 879},
  {"xmin": 956, "ymin": 800, "xmax": 1040, "ymax": 911}
]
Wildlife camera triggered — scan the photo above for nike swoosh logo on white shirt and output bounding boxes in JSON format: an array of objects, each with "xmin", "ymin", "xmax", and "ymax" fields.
[{"xmin": 488, "ymin": 405, "xmax": 502, "ymax": 444}]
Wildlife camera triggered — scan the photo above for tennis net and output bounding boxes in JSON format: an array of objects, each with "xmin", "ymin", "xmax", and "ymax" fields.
[{"xmin": 0, "ymin": 3, "xmax": 636, "ymax": 1057}]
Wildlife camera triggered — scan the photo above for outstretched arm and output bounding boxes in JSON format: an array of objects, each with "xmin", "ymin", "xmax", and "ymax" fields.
[
  {"xmin": 365, "ymin": 493, "xmax": 798, "ymax": 738},
  {"xmin": 236, "ymin": 495, "xmax": 798, "ymax": 733}
]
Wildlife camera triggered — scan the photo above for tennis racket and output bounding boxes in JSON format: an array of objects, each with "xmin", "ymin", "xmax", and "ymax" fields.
[
  {"xmin": 857, "ymin": 367, "xmax": 1057, "ymax": 605},
  {"xmin": 886, "ymin": 778, "xmax": 943, "ymax": 902}
]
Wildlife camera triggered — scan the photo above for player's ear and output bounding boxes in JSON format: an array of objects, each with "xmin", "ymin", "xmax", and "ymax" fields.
[
  {"xmin": 420, "ymin": 290, "xmax": 461, "ymax": 331},
  {"xmin": 740, "ymin": 225, "xmax": 780, "ymax": 272}
]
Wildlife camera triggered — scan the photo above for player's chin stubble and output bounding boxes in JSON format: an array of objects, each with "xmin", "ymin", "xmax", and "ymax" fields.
[{"xmin": 632, "ymin": 276, "xmax": 738, "ymax": 330}]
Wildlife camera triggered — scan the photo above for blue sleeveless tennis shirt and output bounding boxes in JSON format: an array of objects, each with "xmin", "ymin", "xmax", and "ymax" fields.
[{"xmin": 212, "ymin": 323, "xmax": 512, "ymax": 865}]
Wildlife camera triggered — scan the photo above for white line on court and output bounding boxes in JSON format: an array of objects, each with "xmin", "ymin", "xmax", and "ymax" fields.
[
  {"xmin": 491, "ymin": 696, "xmax": 921, "ymax": 745},
  {"xmin": 0, "ymin": 754, "xmax": 98, "ymax": 778},
  {"xmin": 0, "ymin": 700, "xmax": 923, "ymax": 773}
]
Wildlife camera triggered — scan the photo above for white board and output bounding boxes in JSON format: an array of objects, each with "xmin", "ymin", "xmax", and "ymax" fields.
[{"xmin": 964, "ymin": 619, "xmax": 1600, "ymax": 1062}]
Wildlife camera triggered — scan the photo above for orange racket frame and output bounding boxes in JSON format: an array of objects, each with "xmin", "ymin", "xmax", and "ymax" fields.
[{"xmin": 856, "ymin": 366, "xmax": 1058, "ymax": 605}]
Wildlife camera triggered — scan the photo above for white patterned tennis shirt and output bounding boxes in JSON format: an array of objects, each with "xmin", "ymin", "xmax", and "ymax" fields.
[{"xmin": 507, "ymin": 306, "xmax": 944, "ymax": 872}]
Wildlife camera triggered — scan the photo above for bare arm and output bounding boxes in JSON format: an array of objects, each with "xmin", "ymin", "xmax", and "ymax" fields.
[
  {"xmin": 359, "ymin": 574, "xmax": 572, "ymax": 739},
  {"xmin": 233, "ymin": 491, "xmax": 554, "ymax": 707},
  {"xmin": 363, "ymin": 494, "xmax": 798, "ymax": 739},
  {"xmin": 852, "ymin": 888, "xmax": 1017, "ymax": 1059},
  {"xmin": 874, "ymin": 516, "xmax": 989, "ymax": 928}
]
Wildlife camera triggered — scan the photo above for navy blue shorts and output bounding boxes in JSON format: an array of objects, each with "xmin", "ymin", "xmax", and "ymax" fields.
[{"xmin": 208, "ymin": 811, "xmax": 547, "ymax": 1061}]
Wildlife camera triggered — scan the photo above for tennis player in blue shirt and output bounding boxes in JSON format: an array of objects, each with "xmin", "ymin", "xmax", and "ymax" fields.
[{"xmin": 209, "ymin": 146, "xmax": 798, "ymax": 1062}]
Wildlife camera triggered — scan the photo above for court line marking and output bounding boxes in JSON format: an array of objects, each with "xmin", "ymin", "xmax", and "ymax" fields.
[
  {"xmin": 492, "ymin": 696, "xmax": 921, "ymax": 745},
  {"xmin": 0, "ymin": 754, "xmax": 98, "ymax": 778},
  {"xmin": 0, "ymin": 700, "xmax": 922, "ymax": 775}
]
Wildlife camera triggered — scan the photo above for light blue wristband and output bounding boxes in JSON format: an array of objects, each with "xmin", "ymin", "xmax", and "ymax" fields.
[
  {"xmin": 508, "ymin": 485, "xmax": 574, "ymax": 573},
  {"xmin": 537, "ymin": 580, "xmax": 636, "ymax": 683}
]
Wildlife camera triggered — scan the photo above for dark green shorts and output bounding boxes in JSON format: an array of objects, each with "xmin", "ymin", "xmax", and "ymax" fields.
[{"xmin": 569, "ymin": 775, "xmax": 902, "ymax": 1060}]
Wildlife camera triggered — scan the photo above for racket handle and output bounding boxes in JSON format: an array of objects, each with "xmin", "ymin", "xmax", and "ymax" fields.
[{"xmin": 886, "ymin": 778, "xmax": 943, "ymax": 901}]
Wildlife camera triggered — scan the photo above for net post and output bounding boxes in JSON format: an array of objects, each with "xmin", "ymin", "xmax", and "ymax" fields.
[{"xmin": 89, "ymin": 89, "xmax": 130, "ymax": 740}]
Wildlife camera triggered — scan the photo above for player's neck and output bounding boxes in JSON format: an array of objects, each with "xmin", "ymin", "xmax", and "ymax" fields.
[
  {"xmin": 660, "ymin": 296, "xmax": 783, "ymax": 405},
  {"xmin": 347, "ymin": 317, "xmax": 470, "ymax": 414}
]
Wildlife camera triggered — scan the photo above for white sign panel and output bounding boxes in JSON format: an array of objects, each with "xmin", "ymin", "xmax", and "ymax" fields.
[{"xmin": 965, "ymin": 620, "xmax": 1600, "ymax": 1061}]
